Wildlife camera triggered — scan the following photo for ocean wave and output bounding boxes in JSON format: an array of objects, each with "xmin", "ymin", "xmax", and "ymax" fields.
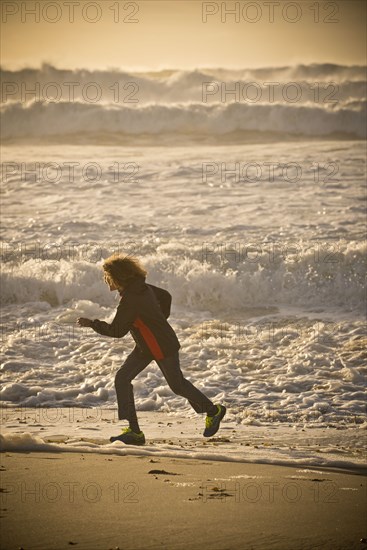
[
  {"xmin": 1, "ymin": 62, "xmax": 366, "ymax": 85},
  {"xmin": 1, "ymin": 63, "xmax": 366, "ymax": 106},
  {"xmin": 1, "ymin": 100, "xmax": 365, "ymax": 141},
  {"xmin": 1, "ymin": 240, "xmax": 365, "ymax": 312},
  {"xmin": 1, "ymin": 62, "xmax": 365, "ymax": 143}
]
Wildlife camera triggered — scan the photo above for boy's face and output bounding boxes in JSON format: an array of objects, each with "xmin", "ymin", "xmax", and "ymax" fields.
[{"xmin": 104, "ymin": 274, "xmax": 119, "ymax": 292}]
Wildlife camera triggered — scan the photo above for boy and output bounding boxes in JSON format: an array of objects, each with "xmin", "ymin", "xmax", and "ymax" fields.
[{"xmin": 77, "ymin": 254, "xmax": 226, "ymax": 445}]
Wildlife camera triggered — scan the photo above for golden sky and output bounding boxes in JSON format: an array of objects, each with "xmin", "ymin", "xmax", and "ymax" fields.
[{"xmin": 1, "ymin": 0, "xmax": 366, "ymax": 70}]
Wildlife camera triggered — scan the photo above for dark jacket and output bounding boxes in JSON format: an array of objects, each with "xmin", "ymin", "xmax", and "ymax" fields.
[{"xmin": 90, "ymin": 277, "xmax": 181, "ymax": 360}]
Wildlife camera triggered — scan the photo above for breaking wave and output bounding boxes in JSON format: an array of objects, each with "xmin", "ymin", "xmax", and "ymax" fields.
[
  {"xmin": 1, "ymin": 240, "xmax": 366, "ymax": 312},
  {"xmin": 1, "ymin": 100, "xmax": 366, "ymax": 141},
  {"xmin": 1, "ymin": 63, "xmax": 366, "ymax": 143}
]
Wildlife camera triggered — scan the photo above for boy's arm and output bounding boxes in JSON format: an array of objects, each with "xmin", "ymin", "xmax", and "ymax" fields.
[{"xmin": 90, "ymin": 298, "xmax": 138, "ymax": 338}]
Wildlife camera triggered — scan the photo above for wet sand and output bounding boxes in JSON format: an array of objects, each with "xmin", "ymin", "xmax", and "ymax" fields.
[{"xmin": 1, "ymin": 451, "xmax": 366, "ymax": 550}]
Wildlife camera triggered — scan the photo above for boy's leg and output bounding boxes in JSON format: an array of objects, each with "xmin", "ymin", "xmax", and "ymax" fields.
[
  {"xmin": 156, "ymin": 351, "xmax": 218, "ymax": 416},
  {"xmin": 115, "ymin": 346, "xmax": 152, "ymax": 431}
]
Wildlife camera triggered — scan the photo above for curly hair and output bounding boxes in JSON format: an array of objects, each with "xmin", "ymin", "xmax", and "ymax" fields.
[{"xmin": 103, "ymin": 254, "xmax": 147, "ymax": 287}]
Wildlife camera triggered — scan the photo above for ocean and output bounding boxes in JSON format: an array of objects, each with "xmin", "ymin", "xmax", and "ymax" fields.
[{"xmin": 0, "ymin": 63, "xmax": 366, "ymax": 467}]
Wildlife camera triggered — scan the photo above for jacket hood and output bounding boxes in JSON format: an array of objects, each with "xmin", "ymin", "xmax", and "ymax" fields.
[{"xmin": 119, "ymin": 275, "xmax": 146, "ymax": 297}]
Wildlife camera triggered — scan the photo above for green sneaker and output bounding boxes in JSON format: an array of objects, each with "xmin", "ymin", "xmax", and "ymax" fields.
[
  {"xmin": 203, "ymin": 405, "xmax": 227, "ymax": 437},
  {"xmin": 110, "ymin": 427, "xmax": 146, "ymax": 445}
]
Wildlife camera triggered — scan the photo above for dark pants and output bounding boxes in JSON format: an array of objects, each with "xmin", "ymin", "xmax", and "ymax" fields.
[{"xmin": 114, "ymin": 347, "xmax": 215, "ymax": 423}]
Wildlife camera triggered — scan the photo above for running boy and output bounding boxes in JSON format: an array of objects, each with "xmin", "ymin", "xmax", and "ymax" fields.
[{"xmin": 77, "ymin": 254, "xmax": 226, "ymax": 445}]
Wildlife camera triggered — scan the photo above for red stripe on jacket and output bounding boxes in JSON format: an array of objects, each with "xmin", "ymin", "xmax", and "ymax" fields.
[{"xmin": 133, "ymin": 317, "xmax": 165, "ymax": 360}]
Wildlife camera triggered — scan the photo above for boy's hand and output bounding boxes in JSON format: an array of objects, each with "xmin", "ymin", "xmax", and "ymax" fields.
[{"xmin": 77, "ymin": 317, "xmax": 93, "ymax": 327}]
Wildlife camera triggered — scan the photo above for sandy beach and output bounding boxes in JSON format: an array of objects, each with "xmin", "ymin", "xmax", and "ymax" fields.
[{"xmin": 1, "ymin": 450, "xmax": 366, "ymax": 550}]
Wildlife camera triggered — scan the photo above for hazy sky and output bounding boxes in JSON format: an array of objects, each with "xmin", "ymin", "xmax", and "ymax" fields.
[{"xmin": 1, "ymin": 0, "xmax": 366, "ymax": 70}]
